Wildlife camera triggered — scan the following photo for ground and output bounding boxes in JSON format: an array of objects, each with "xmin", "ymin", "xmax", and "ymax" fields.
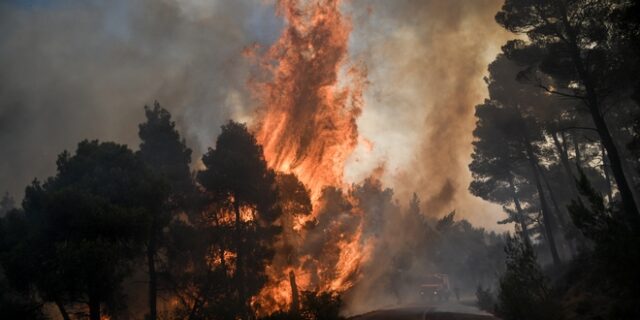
[{"xmin": 349, "ymin": 299, "xmax": 499, "ymax": 320}]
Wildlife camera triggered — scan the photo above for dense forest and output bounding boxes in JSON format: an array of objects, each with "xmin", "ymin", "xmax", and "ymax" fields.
[
  {"xmin": 470, "ymin": 0, "xmax": 640, "ymax": 319},
  {"xmin": 0, "ymin": 104, "xmax": 505, "ymax": 319},
  {"xmin": 1, "ymin": 0, "xmax": 640, "ymax": 319}
]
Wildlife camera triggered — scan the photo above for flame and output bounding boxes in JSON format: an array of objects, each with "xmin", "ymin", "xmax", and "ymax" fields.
[
  {"xmin": 247, "ymin": 0, "xmax": 370, "ymax": 315},
  {"xmin": 207, "ymin": 250, "xmax": 237, "ymax": 274},
  {"xmin": 252, "ymin": 0, "xmax": 366, "ymax": 200}
]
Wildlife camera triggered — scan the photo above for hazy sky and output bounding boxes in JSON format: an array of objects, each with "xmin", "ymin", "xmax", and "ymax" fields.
[{"xmin": 0, "ymin": 0, "xmax": 512, "ymax": 230}]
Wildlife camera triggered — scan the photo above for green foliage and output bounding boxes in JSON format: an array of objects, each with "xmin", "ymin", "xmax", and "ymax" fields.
[
  {"xmin": 138, "ymin": 101, "xmax": 193, "ymax": 200},
  {"xmin": 198, "ymin": 121, "xmax": 280, "ymax": 222},
  {"xmin": 0, "ymin": 140, "xmax": 165, "ymax": 319},
  {"xmin": 137, "ymin": 102, "xmax": 193, "ymax": 320},
  {"xmin": 192, "ymin": 120, "xmax": 282, "ymax": 318},
  {"xmin": 435, "ymin": 211, "xmax": 456, "ymax": 231},
  {"xmin": 565, "ymin": 171, "xmax": 640, "ymax": 317},
  {"xmin": 496, "ymin": 0, "xmax": 640, "ymax": 225},
  {"xmin": 429, "ymin": 212, "xmax": 506, "ymax": 292},
  {"xmin": 567, "ymin": 171, "xmax": 610, "ymax": 241},
  {"xmin": 469, "ymin": 54, "xmax": 561, "ymax": 248},
  {"xmin": 0, "ymin": 192, "xmax": 15, "ymax": 218},
  {"xmin": 497, "ymin": 235, "xmax": 563, "ymax": 320}
]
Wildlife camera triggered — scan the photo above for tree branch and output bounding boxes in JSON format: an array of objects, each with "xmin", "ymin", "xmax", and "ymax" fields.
[
  {"xmin": 558, "ymin": 126, "xmax": 598, "ymax": 133},
  {"xmin": 537, "ymin": 84, "xmax": 587, "ymax": 100}
]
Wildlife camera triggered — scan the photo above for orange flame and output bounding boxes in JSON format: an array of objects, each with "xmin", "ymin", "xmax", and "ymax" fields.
[
  {"xmin": 248, "ymin": 0, "xmax": 369, "ymax": 315},
  {"xmin": 252, "ymin": 0, "xmax": 366, "ymax": 200}
]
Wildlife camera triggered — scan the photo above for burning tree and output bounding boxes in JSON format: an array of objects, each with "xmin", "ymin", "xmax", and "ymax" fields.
[
  {"xmin": 197, "ymin": 121, "xmax": 282, "ymax": 318},
  {"xmin": 137, "ymin": 102, "xmax": 194, "ymax": 320},
  {"xmin": 245, "ymin": 0, "xmax": 371, "ymax": 313}
]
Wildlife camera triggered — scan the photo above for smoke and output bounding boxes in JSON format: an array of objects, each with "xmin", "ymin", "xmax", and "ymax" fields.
[
  {"xmin": 341, "ymin": 178, "xmax": 507, "ymax": 316},
  {"xmin": 0, "ymin": 0, "xmax": 282, "ymax": 199},
  {"xmin": 344, "ymin": 0, "xmax": 513, "ymax": 229},
  {"xmin": 1, "ymin": 0, "xmax": 512, "ymax": 227},
  {"xmin": 1, "ymin": 0, "xmax": 514, "ymax": 315}
]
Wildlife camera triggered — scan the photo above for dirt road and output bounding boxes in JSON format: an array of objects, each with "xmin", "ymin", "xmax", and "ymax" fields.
[{"xmin": 349, "ymin": 300, "xmax": 499, "ymax": 320}]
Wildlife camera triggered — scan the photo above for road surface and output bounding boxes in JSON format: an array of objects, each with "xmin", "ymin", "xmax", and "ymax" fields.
[{"xmin": 349, "ymin": 300, "xmax": 499, "ymax": 320}]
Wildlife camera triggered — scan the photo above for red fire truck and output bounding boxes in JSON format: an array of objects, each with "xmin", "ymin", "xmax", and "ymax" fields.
[{"xmin": 419, "ymin": 273, "xmax": 451, "ymax": 301}]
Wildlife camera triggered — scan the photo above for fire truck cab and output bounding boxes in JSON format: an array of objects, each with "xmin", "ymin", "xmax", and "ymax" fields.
[{"xmin": 419, "ymin": 273, "xmax": 451, "ymax": 301}]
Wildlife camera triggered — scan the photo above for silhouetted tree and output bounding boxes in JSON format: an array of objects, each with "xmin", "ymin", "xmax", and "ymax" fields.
[
  {"xmin": 469, "ymin": 54, "xmax": 593, "ymax": 265},
  {"xmin": 566, "ymin": 170, "xmax": 640, "ymax": 317},
  {"xmin": 496, "ymin": 0, "xmax": 640, "ymax": 226},
  {"xmin": 471, "ymin": 99, "xmax": 563, "ymax": 264},
  {"xmin": 197, "ymin": 121, "xmax": 281, "ymax": 317},
  {"xmin": 0, "ymin": 192, "xmax": 15, "ymax": 217},
  {"xmin": 497, "ymin": 234, "xmax": 562, "ymax": 320},
  {"xmin": 430, "ymin": 212, "xmax": 506, "ymax": 292},
  {"xmin": 470, "ymin": 99, "xmax": 534, "ymax": 244},
  {"xmin": 274, "ymin": 173, "xmax": 311, "ymax": 315},
  {"xmin": 3, "ymin": 141, "xmax": 165, "ymax": 320},
  {"xmin": 0, "ymin": 209, "xmax": 47, "ymax": 319},
  {"xmin": 137, "ymin": 102, "xmax": 192, "ymax": 320}
]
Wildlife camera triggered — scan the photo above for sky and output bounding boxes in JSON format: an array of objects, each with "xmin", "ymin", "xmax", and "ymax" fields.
[{"xmin": 0, "ymin": 0, "xmax": 513, "ymax": 230}]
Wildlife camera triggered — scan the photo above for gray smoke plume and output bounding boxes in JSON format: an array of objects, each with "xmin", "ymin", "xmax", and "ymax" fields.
[
  {"xmin": 1, "ymin": 0, "xmax": 512, "ymax": 228},
  {"xmin": 345, "ymin": 0, "xmax": 513, "ymax": 229},
  {"xmin": 0, "ymin": 0, "xmax": 281, "ymax": 199}
]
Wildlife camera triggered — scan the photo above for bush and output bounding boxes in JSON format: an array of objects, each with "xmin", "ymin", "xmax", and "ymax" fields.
[{"xmin": 497, "ymin": 235, "xmax": 563, "ymax": 320}]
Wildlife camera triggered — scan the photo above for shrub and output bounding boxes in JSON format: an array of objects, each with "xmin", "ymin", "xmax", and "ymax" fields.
[{"xmin": 497, "ymin": 235, "xmax": 563, "ymax": 320}]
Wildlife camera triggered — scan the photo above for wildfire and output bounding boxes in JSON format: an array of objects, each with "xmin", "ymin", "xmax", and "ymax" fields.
[
  {"xmin": 248, "ymin": 0, "xmax": 369, "ymax": 315},
  {"xmin": 252, "ymin": 0, "xmax": 366, "ymax": 200}
]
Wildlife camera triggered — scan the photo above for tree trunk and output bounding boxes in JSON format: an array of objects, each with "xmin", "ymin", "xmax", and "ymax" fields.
[
  {"xmin": 587, "ymin": 103, "xmax": 639, "ymax": 217},
  {"xmin": 551, "ymin": 131, "xmax": 581, "ymax": 199},
  {"xmin": 539, "ymin": 168, "xmax": 569, "ymax": 229},
  {"xmin": 539, "ymin": 167, "xmax": 577, "ymax": 257},
  {"xmin": 55, "ymin": 300, "xmax": 71, "ymax": 320},
  {"xmin": 289, "ymin": 270, "xmax": 300, "ymax": 316},
  {"xmin": 234, "ymin": 200, "xmax": 247, "ymax": 317},
  {"xmin": 89, "ymin": 294, "xmax": 100, "ymax": 320},
  {"xmin": 561, "ymin": 11, "xmax": 640, "ymax": 226},
  {"xmin": 147, "ymin": 218, "xmax": 158, "ymax": 320},
  {"xmin": 524, "ymin": 137, "xmax": 561, "ymax": 266},
  {"xmin": 551, "ymin": 131, "xmax": 590, "ymax": 250},
  {"xmin": 601, "ymin": 144, "xmax": 614, "ymax": 204},
  {"xmin": 573, "ymin": 133, "xmax": 582, "ymax": 168},
  {"xmin": 509, "ymin": 178, "xmax": 531, "ymax": 244}
]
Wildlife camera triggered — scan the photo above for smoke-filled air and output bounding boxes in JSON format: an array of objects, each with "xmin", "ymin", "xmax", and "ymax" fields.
[{"xmin": 1, "ymin": 1, "xmax": 639, "ymax": 320}]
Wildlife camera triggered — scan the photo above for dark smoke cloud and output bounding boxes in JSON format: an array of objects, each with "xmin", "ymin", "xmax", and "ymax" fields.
[
  {"xmin": 0, "ymin": 0, "xmax": 282, "ymax": 199},
  {"xmin": 346, "ymin": 0, "xmax": 514, "ymax": 229}
]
